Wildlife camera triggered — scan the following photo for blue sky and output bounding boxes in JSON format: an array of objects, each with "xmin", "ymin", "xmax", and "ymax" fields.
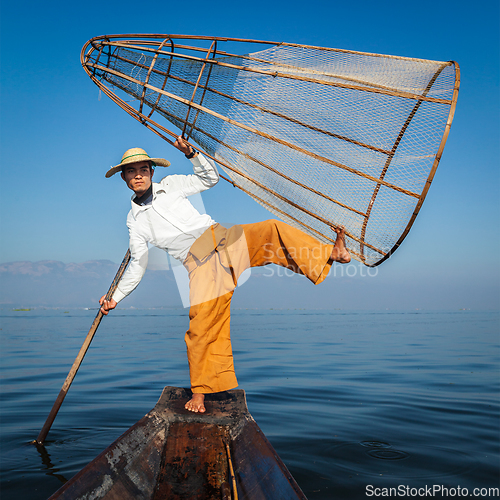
[{"xmin": 0, "ymin": 0, "xmax": 498, "ymax": 309}]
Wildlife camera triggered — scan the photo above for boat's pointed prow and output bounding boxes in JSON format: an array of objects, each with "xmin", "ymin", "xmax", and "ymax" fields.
[{"xmin": 48, "ymin": 386, "xmax": 307, "ymax": 499}]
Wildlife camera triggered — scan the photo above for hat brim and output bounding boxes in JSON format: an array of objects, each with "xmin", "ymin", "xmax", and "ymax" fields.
[{"xmin": 105, "ymin": 157, "xmax": 170, "ymax": 178}]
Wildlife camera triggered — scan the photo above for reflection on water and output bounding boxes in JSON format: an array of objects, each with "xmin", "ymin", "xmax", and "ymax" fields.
[
  {"xmin": 0, "ymin": 309, "xmax": 498, "ymax": 499},
  {"xmin": 34, "ymin": 443, "xmax": 68, "ymax": 485}
]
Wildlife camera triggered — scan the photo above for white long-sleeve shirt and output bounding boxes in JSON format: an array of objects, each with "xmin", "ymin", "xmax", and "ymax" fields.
[{"xmin": 112, "ymin": 153, "xmax": 219, "ymax": 303}]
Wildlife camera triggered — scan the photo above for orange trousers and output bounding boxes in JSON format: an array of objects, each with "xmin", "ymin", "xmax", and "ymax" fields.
[{"xmin": 183, "ymin": 219, "xmax": 333, "ymax": 394}]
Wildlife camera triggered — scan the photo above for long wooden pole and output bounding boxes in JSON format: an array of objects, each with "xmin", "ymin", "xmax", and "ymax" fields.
[{"xmin": 35, "ymin": 250, "xmax": 131, "ymax": 445}]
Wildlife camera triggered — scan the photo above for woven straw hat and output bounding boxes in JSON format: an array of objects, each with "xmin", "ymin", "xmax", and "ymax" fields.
[{"xmin": 106, "ymin": 147, "xmax": 171, "ymax": 178}]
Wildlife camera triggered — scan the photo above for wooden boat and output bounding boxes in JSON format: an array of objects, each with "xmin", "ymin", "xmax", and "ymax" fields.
[{"xmin": 48, "ymin": 386, "xmax": 307, "ymax": 499}]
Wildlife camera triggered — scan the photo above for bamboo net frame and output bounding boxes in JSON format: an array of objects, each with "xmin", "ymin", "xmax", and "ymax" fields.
[{"xmin": 81, "ymin": 34, "xmax": 460, "ymax": 266}]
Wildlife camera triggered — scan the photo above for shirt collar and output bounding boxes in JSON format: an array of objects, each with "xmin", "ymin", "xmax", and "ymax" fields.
[
  {"xmin": 153, "ymin": 181, "xmax": 166, "ymax": 195},
  {"xmin": 132, "ymin": 184, "xmax": 153, "ymax": 206}
]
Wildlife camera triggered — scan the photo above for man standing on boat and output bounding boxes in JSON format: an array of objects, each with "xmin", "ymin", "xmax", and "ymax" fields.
[{"xmin": 100, "ymin": 136, "xmax": 351, "ymax": 413}]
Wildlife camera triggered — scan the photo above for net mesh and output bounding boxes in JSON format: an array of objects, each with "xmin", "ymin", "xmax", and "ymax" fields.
[{"xmin": 81, "ymin": 36, "xmax": 459, "ymax": 266}]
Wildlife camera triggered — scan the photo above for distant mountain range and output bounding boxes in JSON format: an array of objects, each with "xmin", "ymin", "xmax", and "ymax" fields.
[
  {"xmin": 0, "ymin": 260, "xmax": 182, "ymax": 309},
  {"xmin": 1, "ymin": 260, "xmax": 118, "ymax": 278},
  {"xmin": 0, "ymin": 259, "xmax": 327, "ymax": 310},
  {"xmin": 2, "ymin": 258, "xmax": 493, "ymax": 311}
]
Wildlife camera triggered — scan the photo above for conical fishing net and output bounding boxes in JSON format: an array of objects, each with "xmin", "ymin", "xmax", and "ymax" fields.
[{"xmin": 81, "ymin": 35, "xmax": 459, "ymax": 266}]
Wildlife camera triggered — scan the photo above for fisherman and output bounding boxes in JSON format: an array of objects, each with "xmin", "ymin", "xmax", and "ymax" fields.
[{"xmin": 100, "ymin": 136, "xmax": 351, "ymax": 413}]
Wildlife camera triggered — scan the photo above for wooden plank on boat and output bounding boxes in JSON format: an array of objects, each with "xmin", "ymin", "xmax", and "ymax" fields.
[{"xmin": 48, "ymin": 386, "xmax": 307, "ymax": 499}]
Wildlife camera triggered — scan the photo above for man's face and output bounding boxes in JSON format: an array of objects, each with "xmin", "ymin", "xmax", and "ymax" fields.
[{"xmin": 121, "ymin": 161, "xmax": 153, "ymax": 196}]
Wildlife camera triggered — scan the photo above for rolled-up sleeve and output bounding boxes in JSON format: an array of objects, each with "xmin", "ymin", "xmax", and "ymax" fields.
[{"xmin": 112, "ymin": 218, "xmax": 149, "ymax": 303}]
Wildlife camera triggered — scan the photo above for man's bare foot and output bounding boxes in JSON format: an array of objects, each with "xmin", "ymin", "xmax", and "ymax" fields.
[
  {"xmin": 185, "ymin": 393, "xmax": 206, "ymax": 413},
  {"xmin": 330, "ymin": 226, "xmax": 351, "ymax": 263}
]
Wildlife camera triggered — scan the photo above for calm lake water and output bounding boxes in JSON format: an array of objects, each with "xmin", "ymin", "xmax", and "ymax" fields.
[{"xmin": 0, "ymin": 308, "xmax": 498, "ymax": 499}]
